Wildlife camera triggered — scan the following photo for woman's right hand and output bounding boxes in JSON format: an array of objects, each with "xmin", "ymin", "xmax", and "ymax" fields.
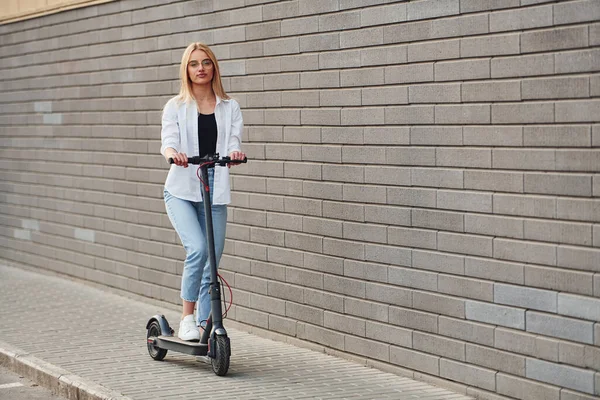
[{"xmin": 169, "ymin": 152, "xmax": 188, "ymax": 168}]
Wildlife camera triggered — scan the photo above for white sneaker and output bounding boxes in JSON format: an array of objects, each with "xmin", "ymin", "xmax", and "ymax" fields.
[{"xmin": 178, "ymin": 315, "xmax": 200, "ymax": 341}]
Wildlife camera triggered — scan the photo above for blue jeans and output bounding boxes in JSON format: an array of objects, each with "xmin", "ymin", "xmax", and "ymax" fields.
[{"xmin": 164, "ymin": 169, "xmax": 227, "ymax": 327}]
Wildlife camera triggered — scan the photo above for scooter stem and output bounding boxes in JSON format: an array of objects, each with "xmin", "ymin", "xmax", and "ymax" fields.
[{"xmin": 199, "ymin": 163, "xmax": 225, "ymax": 334}]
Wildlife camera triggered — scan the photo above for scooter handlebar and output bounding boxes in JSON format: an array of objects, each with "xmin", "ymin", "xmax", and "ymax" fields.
[{"xmin": 168, "ymin": 154, "xmax": 248, "ymax": 166}]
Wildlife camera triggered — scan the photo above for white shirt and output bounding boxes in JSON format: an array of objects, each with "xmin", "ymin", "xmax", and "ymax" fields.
[{"xmin": 160, "ymin": 95, "xmax": 243, "ymax": 204}]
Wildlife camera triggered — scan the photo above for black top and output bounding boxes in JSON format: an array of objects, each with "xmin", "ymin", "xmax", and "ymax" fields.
[{"xmin": 198, "ymin": 113, "xmax": 217, "ymax": 157}]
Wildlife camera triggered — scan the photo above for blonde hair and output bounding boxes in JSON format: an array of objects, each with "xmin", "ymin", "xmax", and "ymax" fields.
[{"xmin": 175, "ymin": 42, "xmax": 229, "ymax": 104}]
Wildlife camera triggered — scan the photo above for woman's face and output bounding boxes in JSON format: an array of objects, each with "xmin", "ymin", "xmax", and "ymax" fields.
[{"xmin": 187, "ymin": 49, "xmax": 214, "ymax": 86}]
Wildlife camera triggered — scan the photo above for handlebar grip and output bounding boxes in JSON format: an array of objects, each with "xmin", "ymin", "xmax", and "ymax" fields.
[{"xmin": 168, "ymin": 158, "xmax": 174, "ymax": 164}]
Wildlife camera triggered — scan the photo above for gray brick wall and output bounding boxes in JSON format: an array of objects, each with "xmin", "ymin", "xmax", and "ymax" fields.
[{"xmin": 1, "ymin": 0, "xmax": 599, "ymax": 398}]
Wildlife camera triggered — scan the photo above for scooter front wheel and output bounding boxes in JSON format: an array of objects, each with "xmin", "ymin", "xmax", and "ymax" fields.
[
  {"xmin": 147, "ymin": 321, "xmax": 168, "ymax": 361},
  {"xmin": 211, "ymin": 335, "xmax": 230, "ymax": 376}
]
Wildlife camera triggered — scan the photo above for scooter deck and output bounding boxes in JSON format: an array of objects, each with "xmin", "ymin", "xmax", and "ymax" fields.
[{"xmin": 153, "ymin": 335, "xmax": 209, "ymax": 356}]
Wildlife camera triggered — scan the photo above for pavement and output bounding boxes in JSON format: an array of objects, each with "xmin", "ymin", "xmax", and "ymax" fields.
[{"xmin": 0, "ymin": 264, "xmax": 473, "ymax": 400}]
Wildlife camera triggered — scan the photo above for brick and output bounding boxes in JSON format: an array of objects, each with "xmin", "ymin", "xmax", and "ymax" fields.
[
  {"xmin": 298, "ymin": 0, "xmax": 339, "ymax": 15},
  {"xmin": 319, "ymin": 49, "xmax": 361, "ymax": 69},
  {"xmin": 559, "ymin": 293, "xmax": 600, "ymax": 322},
  {"xmin": 387, "ymin": 187, "xmax": 437, "ymax": 208},
  {"xmin": 300, "ymin": 70, "xmax": 339, "ymax": 89},
  {"xmin": 388, "ymin": 265, "xmax": 437, "ymax": 291},
  {"xmin": 386, "ymin": 147, "xmax": 436, "ymax": 166},
  {"xmin": 470, "ymin": 344, "xmax": 525, "ymax": 377},
  {"xmin": 343, "ymin": 146, "xmax": 386, "ymax": 164},
  {"xmin": 555, "ymin": 48, "xmax": 600, "ymax": 74},
  {"xmin": 366, "ymin": 282, "xmax": 412, "ymax": 308},
  {"xmin": 414, "ymin": 290, "xmax": 465, "ymax": 318},
  {"xmin": 435, "ymin": 58, "xmax": 490, "ymax": 81},
  {"xmin": 556, "ymin": 100, "xmax": 600, "ymax": 123},
  {"xmin": 444, "ymin": 359, "xmax": 495, "ymax": 391},
  {"xmin": 465, "ymin": 257, "xmax": 523, "ymax": 285},
  {"xmin": 246, "ymin": 21, "xmax": 281, "ymax": 41},
  {"xmin": 495, "ymin": 326, "xmax": 558, "ymax": 361},
  {"xmin": 491, "ymin": 5, "xmax": 553, "ymax": 32},
  {"xmin": 412, "ymin": 249, "xmax": 464, "ymax": 275},
  {"xmin": 344, "ymin": 297, "xmax": 389, "ymax": 323},
  {"xmin": 345, "ymin": 335, "xmax": 390, "ymax": 362},
  {"xmin": 523, "ymin": 125, "xmax": 591, "ymax": 147},
  {"xmin": 410, "ymin": 126, "xmax": 463, "ymax": 146},
  {"xmin": 343, "ymin": 183, "xmax": 387, "ymax": 204},
  {"xmin": 341, "ymin": 107, "xmax": 385, "ymax": 125},
  {"xmin": 340, "ymin": 26, "xmax": 383, "ymax": 48},
  {"xmin": 493, "ymin": 102, "xmax": 554, "ymax": 124},
  {"xmin": 413, "ymin": 209, "xmax": 463, "ymax": 234},
  {"xmin": 385, "ymin": 105, "xmax": 434, "ymax": 125},
  {"xmin": 344, "ymin": 259, "xmax": 387, "ymax": 283},
  {"xmin": 321, "ymin": 88, "xmax": 361, "ymax": 106},
  {"xmin": 558, "ymin": 149, "xmax": 600, "ymax": 172},
  {"xmin": 407, "ymin": 0, "xmax": 460, "ymax": 20},
  {"xmin": 523, "ymin": 26, "xmax": 589, "ymax": 53},
  {"xmin": 303, "ymin": 287, "xmax": 344, "ymax": 312},
  {"xmin": 523, "ymin": 76, "xmax": 590, "ymax": 100},
  {"xmin": 360, "ymin": 3, "xmax": 407, "ymax": 26},
  {"xmin": 460, "ymin": 0, "xmax": 519, "ymax": 12},
  {"xmin": 281, "ymin": 90, "xmax": 319, "ymax": 107},
  {"xmin": 322, "ymin": 164, "xmax": 363, "ymax": 183},
  {"xmin": 554, "ymin": 0, "xmax": 600, "ymax": 25},
  {"xmin": 300, "ymin": 32, "xmax": 340, "ymax": 53},
  {"xmin": 495, "ymin": 283, "xmax": 557, "ymax": 313},
  {"xmin": 283, "ymin": 127, "xmax": 320, "ymax": 143},
  {"xmin": 467, "ymin": 300, "xmax": 525, "ymax": 329},
  {"xmin": 267, "ymin": 211, "xmax": 303, "ymax": 231},
  {"xmin": 497, "ymin": 373, "xmax": 560, "ymax": 400},
  {"xmin": 409, "ymin": 83, "xmax": 460, "ymax": 103},
  {"xmin": 527, "ymin": 358, "xmax": 595, "ymax": 394},
  {"xmin": 493, "ymin": 148, "xmax": 556, "ymax": 170},
  {"xmin": 366, "ymin": 321, "xmax": 412, "ymax": 348},
  {"xmin": 362, "ymin": 86, "xmax": 408, "ymax": 106},
  {"xmin": 493, "ymin": 193, "xmax": 556, "ymax": 219},
  {"xmin": 391, "ymin": 305, "xmax": 439, "ymax": 333},
  {"xmin": 527, "ymin": 311, "xmax": 594, "ymax": 344},
  {"xmin": 385, "ymin": 63, "xmax": 434, "ymax": 84},
  {"xmin": 343, "ymin": 221, "xmax": 387, "ymax": 243},
  {"xmin": 361, "ymin": 44, "xmax": 408, "ymax": 67},
  {"xmin": 318, "ymin": 10, "xmax": 360, "ymax": 32},
  {"xmin": 437, "ymin": 190, "xmax": 492, "ymax": 213},
  {"xmin": 439, "ymin": 316, "xmax": 494, "ymax": 346},
  {"xmin": 365, "ymin": 204, "xmax": 410, "ymax": 227},
  {"xmin": 388, "ymin": 226, "xmax": 437, "ymax": 250},
  {"xmin": 561, "ymin": 389, "xmax": 600, "ymax": 400},
  {"xmin": 496, "ymin": 238, "xmax": 558, "ymax": 266},
  {"xmin": 438, "ymin": 232, "xmax": 493, "ymax": 257},
  {"xmin": 408, "ymin": 39, "xmax": 460, "ymax": 62},
  {"xmin": 525, "ymin": 173, "xmax": 592, "ymax": 197},
  {"xmin": 436, "ymin": 147, "xmax": 491, "ymax": 168},
  {"xmin": 558, "ymin": 245, "xmax": 600, "ymax": 273},
  {"xmin": 526, "ymin": 264, "xmax": 594, "ymax": 296},
  {"xmin": 298, "ymin": 323, "xmax": 344, "ymax": 350},
  {"xmin": 462, "ymin": 80, "xmax": 521, "ymax": 102},
  {"xmin": 414, "ymin": 331, "xmax": 465, "ymax": 361},
  {"xmin": 464, "ymin": 125, "xmax": 523, "ymax": 146},
  {"xmin": 525, "ymin": 219, "xmax": 592, "ymax": 247},
  {"xmin": 366, "ymin": 166, "xmax": 411, "ymax": 186},
  {"xmin": 464, "ymin": 170, "xmax": 523, "ymax": 194},
  {"xmin": 364, "ymin": 242, "xmax": 410, "ymax": 267},
  {"xmin": 323, "ymin": 201, "xmax": 364, "ymax": 222},
  {"xmin": 492, "ymin": 53, "xmax": 555, "ymax": 78},
  {"xmin": 461, "ymin": 33, "xmax": 520, "ymax": 58},
  {"xmin": 281, "ymin": 15, "xmax": 319, "ymax": 36},
  {"xmin": 281, "ymin": 54, "xmax": 319, "ymax": 72},
  {"xmin": 286, "ymin": 301, "xmax": 323, "ymax": 325},
  {"xmin": 268, "ymin": 247, "xmax": 303, "ymax": 268}
]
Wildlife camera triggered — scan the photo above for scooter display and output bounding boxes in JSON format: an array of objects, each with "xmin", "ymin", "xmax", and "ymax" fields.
[{"xmin": 146, "ymin": 153, "xmax": 247, "ymax": 376}]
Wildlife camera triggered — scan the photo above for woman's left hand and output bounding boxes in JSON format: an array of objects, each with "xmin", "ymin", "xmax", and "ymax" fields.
[{"xmin": 228, "ymin": 151, "xmax": 246, "ymax": 168}]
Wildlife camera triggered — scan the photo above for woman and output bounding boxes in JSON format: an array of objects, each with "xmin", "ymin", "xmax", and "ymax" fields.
[{"xmin": 161, "ymin": 42, "xmax": 245, "ymax": 341}]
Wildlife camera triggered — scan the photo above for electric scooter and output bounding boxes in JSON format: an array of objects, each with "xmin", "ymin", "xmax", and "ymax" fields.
[{"xmin": 146, "ymin": 153, "xmax": 247, "ymax": 376}]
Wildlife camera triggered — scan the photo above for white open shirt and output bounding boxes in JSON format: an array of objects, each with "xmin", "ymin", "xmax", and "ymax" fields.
[{"xmin": 160, "ymin": 95, "xmax": 243, "ymax": 204}]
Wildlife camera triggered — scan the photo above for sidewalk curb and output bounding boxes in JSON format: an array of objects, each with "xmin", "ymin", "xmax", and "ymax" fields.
[{"xmin": 0, "ymin": 340, "xmax": 132, "ymax": 400}]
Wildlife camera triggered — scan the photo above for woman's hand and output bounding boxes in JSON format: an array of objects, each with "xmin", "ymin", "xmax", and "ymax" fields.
[
  {"xmin": 228, "ymin": 151, "xmax": 246, "ymax": 168},
  {"xmin": 169, "ymin": 151, "xmax": 188, "ymax": 168}
]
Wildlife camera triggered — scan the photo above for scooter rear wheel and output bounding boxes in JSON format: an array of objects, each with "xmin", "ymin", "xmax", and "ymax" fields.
[
  {"xmin": 211, "ymin": 335, "xmax": 230, "ymax": 376},
  {"xmin": 147, "ymin": 321, "xmax": 168, "ymax": 361}
]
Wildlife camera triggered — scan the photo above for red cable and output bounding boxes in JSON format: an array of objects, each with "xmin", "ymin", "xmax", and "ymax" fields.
[{"xmin": 218, "ymin": 273, "xmax": 233, "ymax": 315}]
